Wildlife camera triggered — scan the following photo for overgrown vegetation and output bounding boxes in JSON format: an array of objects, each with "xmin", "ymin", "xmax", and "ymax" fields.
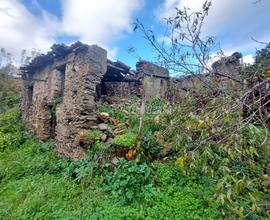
[
  {"xmin": 0, "ymin": 67, "xmax": 21, "ymax": 99},
  {"xmin": 0, "ymin": 97, "xmax": 24, "ymax": 152},
  {"xmin": 0, "ymin": 1, "xmax": 269, "ymax": 218},
  {"xmin": 113, "ymin": 133, "xmax": 137, "ymax": 148},
  {"xmin": 243, "ymin": 45, "xmax": 270, "ymax": 86},
  {"xmin": 7, "ymin": 93, "xmax": 270, "ymax": 220},
  {"xmin": 0, "ymin": 96, "xmax": 224, "ymax": 219},
  {"xmin": 104, "ymin": 158, "xmax": 155, "ymax": 204},
  {"xmin": 131, "ymin": 1, "xmax": 270, "ymax": 217}
]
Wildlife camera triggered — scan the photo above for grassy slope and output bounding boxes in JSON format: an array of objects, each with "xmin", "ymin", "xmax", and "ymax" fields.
[
  {"xmin": 3, "ymin": 98, "xmax": 268, "ymax": 219},
  {"xmin": 0, "ymin": 138, "xmax": 221, "ymax": 220}
]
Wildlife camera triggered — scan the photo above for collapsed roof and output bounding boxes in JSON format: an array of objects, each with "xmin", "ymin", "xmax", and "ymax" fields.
[{"xmin": 20, "ymin": 41, "xmax": 138, "ymax": 82}]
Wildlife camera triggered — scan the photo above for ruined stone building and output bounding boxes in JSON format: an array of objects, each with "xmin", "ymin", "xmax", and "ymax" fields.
[
  {"xmin": 136, "ymin": 61, "xmax": 169, "ymax": 100},
  {"xmin": 20, "ymin": 41, "xmax": 242, "ymax": 158},
  {"xmin": 20, "ymin": 42, "xmax": 169, "ymax": 158},
  {"xmin": 169, "ymin": 52, "xmax": 243, "ymax": 99},
  {"xmin": 211, "ymin": 52, "xmax": 243, "ymax": 83}
]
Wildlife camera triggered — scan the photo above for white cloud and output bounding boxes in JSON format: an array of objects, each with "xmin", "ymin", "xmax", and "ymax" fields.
[
  {"xmin": 0, "ymin": 0, "xmax": 143, "ymax": 60},
  {"xmin": 155, "ymin": 0, "xmax": 204, "ymax": 19},
  {"xmin": 157, "ymin": 36, "xmax": 171, "ymax": 45},
  {"xmin": 0, "ymin": 0, "xmax": 59, "ymax": 58},
  {"xmin": 155, "ymin": 0, "xmax": 270, "ymax": 54},
  {"xmin": 61, "ymin": 0, "xmax": 143, "ymax": 59},
  {"xmin": 242, "ymin": 54, "xmax": 255, "ymax": 64},
  {"xmin": 61, "ymin": 0, "xmax": 142, "ymax": 47},
  {"xmin": 107, "ymin": 46, "xmax": 119, "ymax": 61}
]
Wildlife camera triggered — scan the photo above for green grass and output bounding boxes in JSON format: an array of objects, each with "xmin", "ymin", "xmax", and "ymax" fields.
[
  {"xmin": 0, "ymin": 139, "xmax": 101, "ymax": 219},
  {"xmin": 113, "ymin": 133, "xmax": 137, "ymax": 148},
  {"xmin": 0, "ymin": 137, "xmax": 222, "ymax": 219},
  {"xmin": 2, "ymin": 96, "xmax": 260, "ymax": 219}
]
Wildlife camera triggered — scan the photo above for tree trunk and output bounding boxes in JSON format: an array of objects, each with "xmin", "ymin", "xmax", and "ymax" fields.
[{"xmin": 136, "ymin": 94, "xmax": 146, "ymax": 153}]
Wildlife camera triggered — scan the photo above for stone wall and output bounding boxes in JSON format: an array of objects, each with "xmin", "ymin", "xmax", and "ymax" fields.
[
  {"xmin": 21, "ymin": 44, "xmax": 107, "ymax": 158},
  {"xmin": 55, "ymin": 45, "xmax": 107, "ymax": 158},
  {"xmin": 169, "ymin": 52, "xmax": 243, "ymax": 100},
  {"xmin": 104, "ymin": 82, "xmax": 140, "ymax": 98},
  {"xmin": 22, "ymin": 65, "xmax": 54, "ymax": 141},
  {"xmin": 21, "ymin": 42, "xmax": 172, "ymax": 159},
  {"xmin": 211, "ymin": 52, "xmax": 242, "ymax": 82},
  {"xmin": 170, "ymin": 74, "xmax": 207, "ymax": 100},
  {"xmin": 143, "ymin": 76, "xmax": 168, "ymax": 100},
  {"xmin": 136, "ymin": 61, "xmax": 169, "ymax": 100},
  {"xmin": 47, "ymin": 69, "xmax": 65, "ymax": 104},
  {"xmin": 21, "ymin": 42, "xmax": 244, "ymax": 159}
]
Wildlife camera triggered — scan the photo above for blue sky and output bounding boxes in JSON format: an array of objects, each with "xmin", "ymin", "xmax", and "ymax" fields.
[{"xmin": 1, "ymin": 0, "xmax": 270, "ymax": 69}]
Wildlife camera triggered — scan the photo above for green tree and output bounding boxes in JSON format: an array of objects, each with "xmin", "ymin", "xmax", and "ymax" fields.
[{"xmin": 242, "ymin": 44, "xmax": 270, "ymax": 86}]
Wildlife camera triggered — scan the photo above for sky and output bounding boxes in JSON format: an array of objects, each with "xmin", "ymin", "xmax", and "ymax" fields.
[{"xmin": 0, "ymin": 0, "xmax": 270, "ymax": 69}]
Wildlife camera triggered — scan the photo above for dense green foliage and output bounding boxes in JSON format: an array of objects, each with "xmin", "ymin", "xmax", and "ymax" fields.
[
  {"xmin": 0, "ymin": 98, "xmax": 24, "ymax": 152},
  {"xmin": 242, "ymin": 45, "xmax": 270, "ymax": 85},
  {"xmin": 0, "ymin": 96, "xmax": 222, "ymax": 219},
  {"xmin": 113, "ymin": 133, "xmax": 137, "ymax": 148},
  {"xmin": 0, "ymin": 95, "xmax": 269, "ymax": 219},
  {"xmin": 0, "ymin": 140, "xmax": 221, "ymax": 219},
  {"xmin": 105, "ymin": 159, "xmax": 155, "ymax": 203},
  {"xmin": 142, "ymin": 131, "xmax": 162, "ymax": 156},
  {"xmin": 0, "ymin": 66, "xmax": 21, "ymax": 98},
  {"xmin": 159, "ymin": 92, "xmax": 270, "ymax": 217},
  {"xmin": 0, "ymin": 95, "xmax": 20, "ymax": 112}
]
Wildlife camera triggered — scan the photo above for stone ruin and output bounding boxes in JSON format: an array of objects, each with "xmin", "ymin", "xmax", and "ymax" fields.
[
  {"xmin": 170, "ymin": 52, "xmax": 243, "ymax": 99},
  {"xmin": 20, "ymin": 42, "xmax": 243, "ymax": 158},
  {"xmin": 20, "ymin": 42, "xmax": 169, "ymax": 158}
]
